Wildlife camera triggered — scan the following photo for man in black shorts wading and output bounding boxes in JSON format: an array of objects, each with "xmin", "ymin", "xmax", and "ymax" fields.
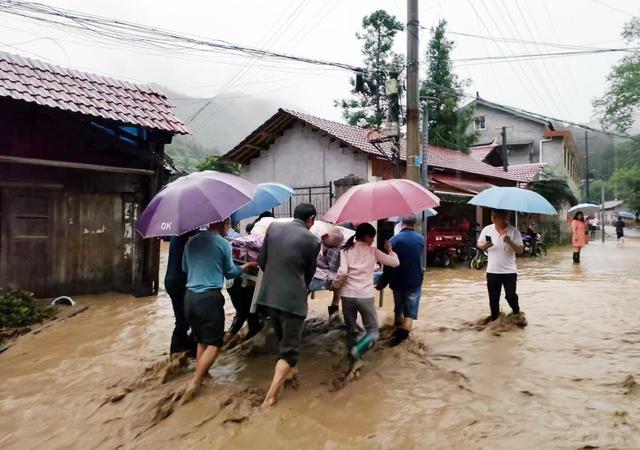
[{"xmin": 181, "ymin": 219, "xmax": 255, "ymax": 401}]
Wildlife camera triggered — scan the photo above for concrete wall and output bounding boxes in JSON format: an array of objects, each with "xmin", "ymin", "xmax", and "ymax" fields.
[
  {"xmin": 240, "ymin": 122, "xmax": 369, "ymax": 187},
  {"xmin": 469, "ymin": 104, "xmax": 546, "ymax": 162}
]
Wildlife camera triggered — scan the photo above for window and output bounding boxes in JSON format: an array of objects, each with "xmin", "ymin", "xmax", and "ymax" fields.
[{"xmin": 474, "ymin": 116, "xmax": 486, "ymax": 130}]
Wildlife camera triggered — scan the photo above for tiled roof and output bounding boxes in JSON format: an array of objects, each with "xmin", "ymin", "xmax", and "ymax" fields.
[
  {"xmin": 0, "ymin": 51, "xmax": 188, "ymax": 134},
  {"xmin": 282, "ymin": 110, "xmax": 525, "ymax": 182},
  {"xmin": 469, "ymin": 144, "xmax": 497, "ymax": 161},
  {"xmin": 506, "ymin": 163, "xmax": 546, "ymax": 182}
]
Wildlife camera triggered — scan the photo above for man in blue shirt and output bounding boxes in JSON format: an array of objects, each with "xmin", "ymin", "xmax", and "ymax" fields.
[
  {"xmin": 180, "ymin": 219, "xmax": 255, "ymax": 401},
  {"xmin": 379, "ymin": 215, "xmax": 425, "ymax": 347}
]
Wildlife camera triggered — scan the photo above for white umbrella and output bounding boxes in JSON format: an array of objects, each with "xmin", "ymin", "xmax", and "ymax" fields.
[{"xmin": 567, "ymin": 203, "xmax": 600, "ymax": 218}]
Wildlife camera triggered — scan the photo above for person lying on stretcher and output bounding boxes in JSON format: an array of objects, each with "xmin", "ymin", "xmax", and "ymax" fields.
[{"xmin": 308, "ymin": 227, "xmax": 343, "ymax": 318}]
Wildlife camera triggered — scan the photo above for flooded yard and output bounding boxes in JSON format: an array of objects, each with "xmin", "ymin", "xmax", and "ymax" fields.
[{"xmin": 1, "ymin": 239, "xmax": 639, "ymax": 449}]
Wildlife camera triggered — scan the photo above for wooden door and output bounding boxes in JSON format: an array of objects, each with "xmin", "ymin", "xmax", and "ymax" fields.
[{"xmin": 0, "ymin": 189, "xmax": 51, "ymax": 296}]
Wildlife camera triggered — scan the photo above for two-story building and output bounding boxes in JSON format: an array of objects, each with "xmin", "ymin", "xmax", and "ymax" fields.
[{"xmin": 465, "ymin": 97, "xmax": 584, "ymax": 196}]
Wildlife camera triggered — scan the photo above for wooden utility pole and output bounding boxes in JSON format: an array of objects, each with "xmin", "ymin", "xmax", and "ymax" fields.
[
  {"xmin": 406, "ymin": 0, "xmax": 420, "ymax": 183},
  {"xmin": 501, "ymin": 126, "xmax": 508, "ymax": 172}
]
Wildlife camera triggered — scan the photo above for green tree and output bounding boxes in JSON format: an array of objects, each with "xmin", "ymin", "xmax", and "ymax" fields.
[
  {"xmin": 421, "ymin": 19, "xmax": 475, "ymax": 152},
  {"xmin": 593, "ymin": 17, "xmax": 640, "ymax": 132},
  {"xmin": 195, "ymin": 154, "xmax": 240, "ymax": 174},
  {"xmin": 528, "ymin": 168, "xmax": 577, "ymax": 209},
  {"xmin": 584, "ymin": 178, "xmax": 614, "ymax": 205},
  {"xmin": 610, "ymin": 165, "xmax": 640, "ymax": 212},
  {"xmin": 336, "ymin": 10, "xmax": 404, "ymax": 128}
]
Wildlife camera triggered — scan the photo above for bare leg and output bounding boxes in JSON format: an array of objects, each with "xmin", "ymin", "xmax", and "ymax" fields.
[
  {"xmin": 394, "ymin": 314, "xmax": 404, "ymax": 327},
  {"xmin": 262, "ymin": 359, "xmax": 293, "ymax": 408},
  {"xmin": 401, "ymin": 317, "xmax": 413, "ymax": 331},
  {"xmin": 182, "ymin": 344, "xmax": 220, "ymax": 404},
  {"xmin": 330, "ymin": 291, "xmax": 340, "ymax": 307},
  {"xmin": 196, "ymin": 343, "xmax": 205, "ymax": 362}
]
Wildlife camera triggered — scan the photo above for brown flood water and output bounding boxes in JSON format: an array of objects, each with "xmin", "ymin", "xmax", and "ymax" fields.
[{"xmin": 1, "ymin": 239, "xmax": 639, "ymax": 449}]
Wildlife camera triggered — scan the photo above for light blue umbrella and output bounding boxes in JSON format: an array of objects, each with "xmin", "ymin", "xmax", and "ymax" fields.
[
  {"xmin": 617, "ymin": 211, "xmax": 636, "ymax": 220},
  {"xmin": 567, "ymin": 203, "xmax": 600, "ymax": 218},
  {"xmin": 231, "ymin": 182, "xmax": 294, "ymax": 222},
  {"xmin": 468, "ymin": 187, "xmax": 557, "ymax": 215}
]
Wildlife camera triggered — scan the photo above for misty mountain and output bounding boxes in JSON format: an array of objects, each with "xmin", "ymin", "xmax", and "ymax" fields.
[{"xmin": 157, "ymin": 86, "xmax": 280, "ymax": 171}]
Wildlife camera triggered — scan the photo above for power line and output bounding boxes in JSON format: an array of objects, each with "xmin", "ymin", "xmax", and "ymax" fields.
[
  {"xmin": 453, "ymin": 47, "xmax": 638, "ymax": 64},
  {"xmin": 447, "ymin": 30, "xmax": 611, "ymax": 51},
  {"xmin": 0, "ymin": 1, "xmax": 362, "ymax": 72},
  {"xmin": 511, "ymin": 0, "xmax": 570, "ymax": 118},
  {"xmin": 589, "ymin": 0, "xmax": 637, "ymax": 17},
  {"xmin": 471, "ymin": 0, "xmax": 549, "ymax": 113}
]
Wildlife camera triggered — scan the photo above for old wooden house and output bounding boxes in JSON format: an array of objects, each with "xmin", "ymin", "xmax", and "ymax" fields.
[{"xmin": 0, "ymin": 51, "xmax": 188, "ymax": 297}]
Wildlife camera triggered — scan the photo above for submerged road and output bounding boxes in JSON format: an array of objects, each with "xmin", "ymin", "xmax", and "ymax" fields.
[{"xmin": 0, "ymin": 238, "xmax": 638, "ymax": 449}]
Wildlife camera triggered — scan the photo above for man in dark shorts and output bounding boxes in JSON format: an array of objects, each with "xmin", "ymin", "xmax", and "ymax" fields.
[
  {"xmin": 256, "ymin": 203, "xmax": 321, "ymax": 407},
  {"xmin": 614, "ymin": 217, "xmax": 625, "ymax": 242},
  {"xmin": 380, "ymin": 215, "xmax": 425, "ymax": 346},
  {"xmin": 181, "ymin": 219, "xmax": 255, "ymax": 401}
]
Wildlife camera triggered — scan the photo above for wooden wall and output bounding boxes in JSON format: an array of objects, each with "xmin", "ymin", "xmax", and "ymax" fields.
[{"xmin": 0, "ymin": 98, "xmax": 168, "ymax": 297}]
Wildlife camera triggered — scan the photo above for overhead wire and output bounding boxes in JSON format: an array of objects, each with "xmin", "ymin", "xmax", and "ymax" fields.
[
  {"xmin": 503, "ymin": 0, "xmax": 569, "ymax": 117},
  {"xmin": 468, "ymin": 0, "xmax": 548, "ymax": 113}
]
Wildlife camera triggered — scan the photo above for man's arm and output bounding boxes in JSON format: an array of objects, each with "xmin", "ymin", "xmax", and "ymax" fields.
[
  {"xmin": 304, "ymin": 241, "xmax": 321, "ymax": 287},
  {"xmin": 477, "ymin": 231, "xmax": 493, "ymax": 251},
  {"xmin": 505, "ymin": 230, "xmax": 524, "ymax": 255}
]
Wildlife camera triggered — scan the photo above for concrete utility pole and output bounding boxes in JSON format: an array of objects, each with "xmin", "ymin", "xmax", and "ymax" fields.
[
  {"xmin": 601, "ymin": 179, "xmax": 605, "ymax": 243},
  {"xmin": 585, "ymin": 130, "xmax": 590, "ymax": 198},
  {"xmin": 501, "ymin": 126, "xmax": 508, "ymax": 172},
  {"xmin": 421, "ymin": 101, "xmax": 430, "ymax": 267},
  {"xmin": 388, "ymin": 70, "xmax": 402, "ymax": 178},
  {"xmin": 406, "ymin": 0, "xmax": 420, "ymax": 183}
]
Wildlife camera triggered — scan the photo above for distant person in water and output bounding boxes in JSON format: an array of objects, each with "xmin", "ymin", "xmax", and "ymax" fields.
[
  {"xmin": 256, "ymin": 203, "xmax": 321, "ymax": 407},
  {"xmin": 477, "ymin": 209, "xmax": 524, "ymax": 323},
  {"xmin": 180, "ymin": 219, "xmax": 255, "ymax": 402},
  {"xmin": 164, "ymin": 231, "xmax": 196, "ymax": 356},
  {"xmin": 571, "ymin": 212, "xmax": 588, "ymax": 263},
  {"xmin": 614, "ymin": 217, "xmax": 625, "ymax": 242},
  {"xmin": 333, "ymin": 223, "xmax": 399, "ymax": 361}
]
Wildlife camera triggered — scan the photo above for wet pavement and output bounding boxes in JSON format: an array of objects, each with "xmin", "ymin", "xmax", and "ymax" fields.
[{"xmin": 0, "ymin": 238, "xmax": 639, "ymax": 449}]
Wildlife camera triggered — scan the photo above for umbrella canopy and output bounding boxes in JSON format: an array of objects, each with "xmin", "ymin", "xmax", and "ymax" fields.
[
  {"xmin": 388, "ymin": 208, "xmax": 438, "ymax": 222},
  {"xmin": 231, "ymin": 182, "xmax": 294, "ymax": 222},
  {"xmin": 136, "ymin": 171, "xmax": 256, "ymax": 238},
  {"xmin": 617, "ymin": 211, "xmax": 636, "ymax": 220},
  {"xmin": 567, "ymin": 203, "xmax": 600, "ymax": 218},
  {"xmin": 323, "ymin": 179, "xmax": 440, "ymax": 224},
  {"xmin": 468, "ymin": 187, "xmax": 557, "ymax": 215}
]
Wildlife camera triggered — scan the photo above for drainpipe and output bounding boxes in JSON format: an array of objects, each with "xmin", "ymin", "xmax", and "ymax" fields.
[{"xmin": 539, "ymin": 138, "xmax": 552, "ymax": 163}]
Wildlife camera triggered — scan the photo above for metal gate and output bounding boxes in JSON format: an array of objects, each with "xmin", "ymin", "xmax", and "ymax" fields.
[{"xmin": 273, "ymin": 184, "xmax": 333, "ymax": 218}]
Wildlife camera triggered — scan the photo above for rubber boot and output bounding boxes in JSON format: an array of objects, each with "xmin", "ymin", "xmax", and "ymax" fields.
[
  {"xmin": 572, "ymin": 252, "xmax": 579, "ymax": 264},
  {"xmin": 389, "ymin": 328, "xmax": 410, "ymax": 347},
  {"xmin": 576, "ymin": 252, "xmax": 581, "ymax": 263},
  {"xmin": 328, "ymin": 305, "xmax": 339, "ymax": 317},
  {"xmin": 350, "ymin": 334, "xmax": 376, "ymax": 360}
]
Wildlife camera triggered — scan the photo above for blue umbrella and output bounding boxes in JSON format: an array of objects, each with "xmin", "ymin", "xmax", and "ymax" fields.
[
  {"xmin": 231, "ymin": 182, "xmax": 294, "ymax": 222},
  {"xmin": 468, "ymin": 187, "xmax": 557, "ymax": 215},
  {"xmin": 617, "ymin": 211, "xmax": 636, "ymax": 220}
]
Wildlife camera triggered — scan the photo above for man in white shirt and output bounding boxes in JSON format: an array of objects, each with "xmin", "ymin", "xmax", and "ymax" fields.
[{"xmin": 477, "ymin": 209, "xmax": 524, "ymax": 322}]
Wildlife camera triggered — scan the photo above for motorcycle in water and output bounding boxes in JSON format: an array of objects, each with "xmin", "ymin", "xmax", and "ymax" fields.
[
  {"xmin": 470, "ymin": 248, "xmax": 488, "ymax": 270},
  {"xmin": 522, "ymin": 233, "xmax": 547, "ymax": 257}
]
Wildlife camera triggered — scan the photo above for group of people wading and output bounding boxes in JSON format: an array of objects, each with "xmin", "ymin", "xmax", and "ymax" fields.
[{"xmin": 164, "ymin": 205, "xmax": 532, "ymax": 406}]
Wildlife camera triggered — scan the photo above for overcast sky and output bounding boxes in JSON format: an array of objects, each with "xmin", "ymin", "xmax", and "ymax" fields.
[{"xmin": 1, "ymin": 0, "xmax": 638, "ymax": 126}]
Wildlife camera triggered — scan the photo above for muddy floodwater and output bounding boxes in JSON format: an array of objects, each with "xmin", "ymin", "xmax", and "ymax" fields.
[{"xmin": 1, "ymin": 239, "xmax": 639, "ymax": 449}]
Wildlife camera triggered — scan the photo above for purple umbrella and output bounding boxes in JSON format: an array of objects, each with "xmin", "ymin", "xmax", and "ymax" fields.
[{"xmin": 135, "ymin": 171, "xmax": 256, "ymax": 238}]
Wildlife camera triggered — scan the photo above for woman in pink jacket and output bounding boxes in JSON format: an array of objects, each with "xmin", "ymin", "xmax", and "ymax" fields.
[
  {"xmin": 333, "ymin": 223, "xmax": 399, "ymax": 361},
  {"xmin": 571, "ymin": 212, "xmax": 588, "ymax": 263}
]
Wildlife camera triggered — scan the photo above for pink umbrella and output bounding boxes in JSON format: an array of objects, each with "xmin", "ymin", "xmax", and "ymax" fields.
[{"xmin": 323, "ymin": 179, "xmax": 440, "ymax": 224}]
